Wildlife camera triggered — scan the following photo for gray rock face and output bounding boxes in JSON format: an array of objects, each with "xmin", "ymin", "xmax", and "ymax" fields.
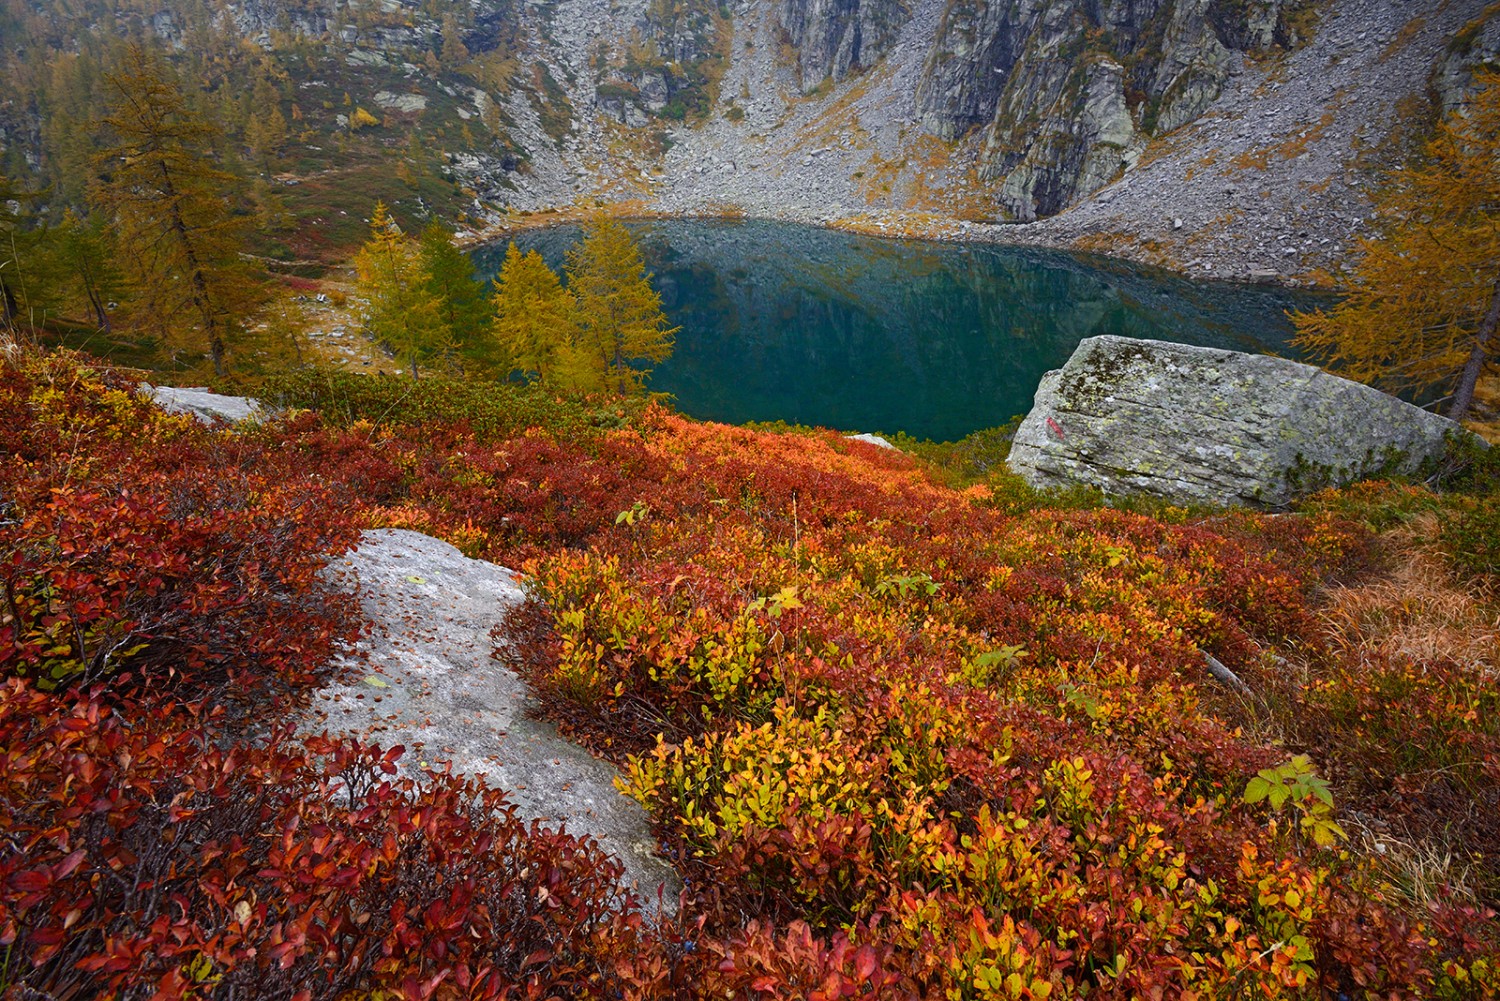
[
  {"xmin": 311, "ymin": 529, "xmax": 681, "ymax": 914},
  {"xmin": 142, "ymin": 385, "xmax": 263, "ymax": 424},
  {"xmin": 916, "ymin": 0, "xmax": 1302, "ymax": 220},
  {"xmin": 1436, "ymin": 6, "xmax": 1500, "ymax": 114},
  {"xmin": 373, "ymin": 90, "xmax": 429, "ymax": 113},
  {"xmin": 845, "ymin": 432, "xmax": 899, "ymax": 450},
  {"xmin": 1008, "ymin": 335, "xmax": 1464, "ymax": 509},
  {"xmin": 781, "ymin": 0, "xmax": 912, "ymax": 90}
]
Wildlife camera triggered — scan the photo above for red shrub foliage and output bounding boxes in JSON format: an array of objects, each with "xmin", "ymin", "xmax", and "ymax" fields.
[
  {"xmin": 0, "ymin": 680, "xmax": 650, "ymax": 1000},
  {"xmin": 4, "ymin": 352, "xmax": 1497, "ymax": 1000},
  {"xmin": 0, "ymin": 356, "xmax": 359, "ymax": 702}
]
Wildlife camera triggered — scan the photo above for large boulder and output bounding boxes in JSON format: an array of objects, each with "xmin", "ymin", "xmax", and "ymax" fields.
[{"xmin": 1007, "ymin": 335, "xmax": 1465, "ymax": 508}]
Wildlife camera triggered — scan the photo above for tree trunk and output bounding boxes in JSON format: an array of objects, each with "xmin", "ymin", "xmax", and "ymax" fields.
[
  {"xmin": 1450, "ymin": 277, "xmax": 1500, "ymax": 422},
  {"xmin": 0, "ymin": 276, "xmax": 17, "ymax": 330},
  {"xmin": 159, "ymin": 161, "xmax": 228, "ymax": 378},
  {"xmin": 85, "ymin": 284, "xmax": 111, "ymax": 332}
]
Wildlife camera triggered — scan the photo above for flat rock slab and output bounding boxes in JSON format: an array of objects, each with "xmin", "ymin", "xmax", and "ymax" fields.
[
  {"xmin": 311, "ymin": 529, "xmax": 680, "ymax": 913},
  {"xmin": 143, "ymin": 385, "xmax": 263, "ymax": 424},
  {"xmin": 844, "ymin": 432, "xmax": 899, "ymax": 450},
  {"xmin": 1008, "ymin": 335, "xmax": 1465, "ymax": 509}
]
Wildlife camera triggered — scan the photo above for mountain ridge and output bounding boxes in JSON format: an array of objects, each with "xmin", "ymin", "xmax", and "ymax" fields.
[{"xmin": 1, "ymin": 0, "xmax": 1495, "ymax": 283}]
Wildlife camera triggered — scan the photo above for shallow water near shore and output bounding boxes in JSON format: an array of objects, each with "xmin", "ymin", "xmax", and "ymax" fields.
[{"xmin": 472, "ymin": 219, "xmax": 1333, "ymax": 442}]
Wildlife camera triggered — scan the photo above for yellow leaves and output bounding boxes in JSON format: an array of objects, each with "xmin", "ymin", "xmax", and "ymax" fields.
[
  {"xmin": 1292, "ymin": 74, "xmax": 1500, "ymax": 410},
  {"xmin": 491, "ymin": 240, "xmax": 578, "ymax": 384},
  {"xmin": 770, "ymin": 586, "xmax": 803, "ymax": 611},
  {"xmin": 958, "ymin": 643, "xmax": 1027, "ymax": 689},
  {"xmin": 621, "ymin": 704, "xmax": 876, "ymax": 850},
  {"xmin": 564, "ymin": 215, "xmax": 679, "ymax": 396},
  {"xmin": 746, "ymin": 585, "xmax": 802, "ymax": 618}
]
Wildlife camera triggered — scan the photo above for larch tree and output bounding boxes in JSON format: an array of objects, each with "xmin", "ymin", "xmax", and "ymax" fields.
[
  {"xmin": 418, "ymin": 220, "xmax": 492, "ymax": 371},
  {"xmin": 90, "ymin": 43, "xmax": 254, "ymax": 377},
  {"xmin": 354, "ymin": 202, "xmax": 451, "ymax": 379},
  {"xmin": 55, "ymin": 208, "xmax": 122, "ymax": 332},
  {"xmin": 0, "ymin": 172, "xmax": 37, "ymax": 333},
  {"xmin": 564, "ymin": 216, "xmax": 678, "ymax": 395},
  {"xmin": 0, "ymin": 172, "xmax": 66, "ymax": 338},
  {"xmin": 440, "ymin": 13, "xmax": 471, "ymax": 68},
  {"xmin": 490, "ymin": 240, "xmax": 578, "ymax": 382},
  {"xmin": 1293, "ymin": 73, "xmax": 1500, "ymax": 421}
]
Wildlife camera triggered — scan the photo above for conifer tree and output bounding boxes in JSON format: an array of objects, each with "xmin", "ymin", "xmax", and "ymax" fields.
[
  {"xmin": 90, "ymin": 44, "xmax": 254, "ymax": 376},
  {"xmin": 440, "ymin": 13, "xmax": 471, "ymax": 68},
  {"xmin": 1294, "ymin": 74, "xmax": 1500, "ymax": 421},
  {"xmin": 564, "ymin": 216, "xmax": 678, "ymax": 395},
  {"xmin": 0, "ymin": 172, "xmax": 64, "ymax": 337},
  {"xmin": 418, "ymin": 221, "xmax": 493, "ymax": 373},
  {"xmin": 54, "ymin": 209, "xmax": 122, "ymax": 332},
  {"xmin": 0, "ymin": 172, "xmax": 34, "ymax": 332},
  {"xmin": 490, "ymin": 241, "xmax": 578, "ymax": 382},
  {"xmin": 354, "ymin": 202, "xmax": 450, "ymax": 379},
  {"xmin": 246, "ymin": 106, "xmax": 288, "ymax": 169}
]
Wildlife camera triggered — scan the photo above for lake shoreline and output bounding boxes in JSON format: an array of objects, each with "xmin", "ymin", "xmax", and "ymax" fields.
[
  {"xmin": 455, "ymin": 206, "xmax": 1342, "ymax": 294},
  {"xmin": 470, "ymin": 218, "xmax": 1326, "ymax": 442}
]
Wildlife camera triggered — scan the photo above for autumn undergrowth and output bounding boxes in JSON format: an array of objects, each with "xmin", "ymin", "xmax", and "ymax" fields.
[{"xmin": 3, "ymin": 347, "xmax": 1498, "ymax": 999}]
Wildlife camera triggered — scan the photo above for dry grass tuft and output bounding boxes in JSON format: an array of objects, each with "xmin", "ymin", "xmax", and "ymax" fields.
[
  {"xmin": 1318, "ymin": 521, "xmax": 1500, "ymax": 671},
  {"xmin": 1343, "ymin": 811, "xmax": 1481, "ymax": 909}
]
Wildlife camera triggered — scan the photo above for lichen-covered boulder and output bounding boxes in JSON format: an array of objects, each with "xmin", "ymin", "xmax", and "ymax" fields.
[{"xmin": 1007, "ymin": 335, "xmax": 1466, "ymax": 509}]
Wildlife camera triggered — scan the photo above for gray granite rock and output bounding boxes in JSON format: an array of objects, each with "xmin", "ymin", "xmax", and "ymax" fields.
[
  {"xmin": 845, "ymin": 432, "xmax": 898, "ymax": 450},
  {"xmin": 142, "ymin": 385, "xmax": 263, "ymax": 424},
  {"xmin": 1008, "ymin": 335, "xmax": 1465, "ymax": 509},
  {"xmin": 310, "ymin": 529, "xmax": 681, "ymax": 915}
]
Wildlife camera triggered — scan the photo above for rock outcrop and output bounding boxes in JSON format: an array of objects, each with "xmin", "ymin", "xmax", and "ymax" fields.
[
  {"xmin": 1007, "ymin": 335, "xmax": 1464, "ymax": 508},
  {"xmin": 1436, "ymin": 3, "xmax": 1500, "ymax": 113},
  {"xmin": 916, "ymin": 0, "xmax": 1309, "ymax": 220},
  {"xmin": 311, "ymin": 530, "xmax": 681, "ymax": 914},
  {"xmin": 781, "ymin": 0, "xmax": 912, "ymax": 90},
  {"xmin": 143, "ymin": 385, "xmax": 264, "ymax": 424}
]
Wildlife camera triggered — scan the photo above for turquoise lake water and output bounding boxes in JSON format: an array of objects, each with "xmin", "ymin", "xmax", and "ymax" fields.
[{"xmin": 471, "ymin": 219, "xmax": 1329, "ymax": 442}]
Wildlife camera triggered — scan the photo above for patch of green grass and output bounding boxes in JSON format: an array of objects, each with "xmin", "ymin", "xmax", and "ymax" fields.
[
  {"xmin": 262, "ymin": 369, "xmax": 643, "ymax": 442},
  {"xmin": 887, "ymin": 419, "xmax": 1021, "ymax": 486},
  {"xmin": 36, "ymin": 322, "xmax": 194, "ymax": 374}
]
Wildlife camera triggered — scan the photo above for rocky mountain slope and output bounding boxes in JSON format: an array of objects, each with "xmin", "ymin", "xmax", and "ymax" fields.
[
  {"xmin": 628, "ymin": 0, "xmax": 1500, "ymax": 283},
  {"xmin": 3, "ymin": 0, "xmax": 1497, "ymax": 282}
]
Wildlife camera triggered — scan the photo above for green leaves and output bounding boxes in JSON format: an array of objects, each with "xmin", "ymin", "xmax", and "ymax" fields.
[
  {"xmin": 1243, "ymin": 755, "xmax": 1346, "ymax": 847},
  {"xmin": 354, "ymin": 202, "xmax": 454, "ymax": 380},
  {"xmin": 873, "ymin": 572, "xmax": 940, "ymax": 599},
  {"xmin": 615, "ymin": 500, "xmax": 651, "ymax": 527},
  {"xmin": 1243, "ymin": 755, "xmax": 1329, "ymax": 809}
]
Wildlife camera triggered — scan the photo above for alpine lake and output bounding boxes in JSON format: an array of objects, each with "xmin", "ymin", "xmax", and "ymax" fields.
[{"xmin": 470, "ymin": 219, "xmax": 1332, "ymax": 443}]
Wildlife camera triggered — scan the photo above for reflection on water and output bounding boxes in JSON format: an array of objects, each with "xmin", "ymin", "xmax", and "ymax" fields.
[{"xmin": 471, "ymin": 219, "xmax": 1332, "ymax": 441}]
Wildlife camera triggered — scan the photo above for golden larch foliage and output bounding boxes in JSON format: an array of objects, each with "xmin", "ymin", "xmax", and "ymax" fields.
[{"xmin": 1293, "ymin": 73, "xmax": 1500, "ymax": 420}]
